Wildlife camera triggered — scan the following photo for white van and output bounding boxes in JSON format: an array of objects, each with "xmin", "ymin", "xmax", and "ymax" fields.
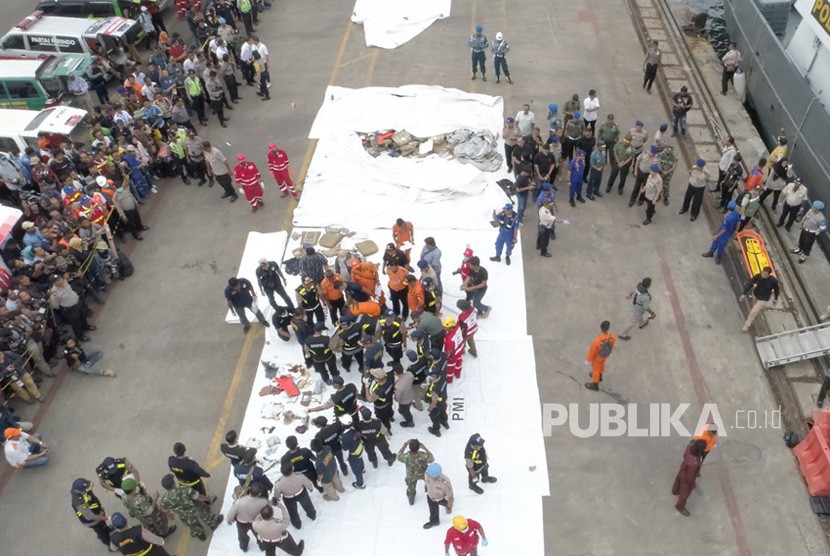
[
  {"xmin": 0, "ymin": 106, "xmax": 88, "ymax": 155},
  {"xmin": 0, "ymin": 12, "xmax": 141, "ymax": 67}
]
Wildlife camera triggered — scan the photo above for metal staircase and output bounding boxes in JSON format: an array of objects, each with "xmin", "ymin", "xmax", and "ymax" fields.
[{"xmin": 755, "ymin": 322, "xmax": 830, "ymax": 368}]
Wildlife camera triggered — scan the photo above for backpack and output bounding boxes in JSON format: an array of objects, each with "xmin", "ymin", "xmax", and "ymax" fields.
[{"xmin": 598, "ymin": 338, "xmax": 613, "ymax": 358}]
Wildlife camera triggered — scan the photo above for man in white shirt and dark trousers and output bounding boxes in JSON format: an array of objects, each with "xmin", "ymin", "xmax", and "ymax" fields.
[
  {"xmin": 776, "ymin": 178, "xmax": 809, "ymax": 232},
  {"xmin": 537, "ymin": 200, "xmax": 555, "ymax": 258},
  {"xmin": 226, "ymin": 483, "xmax": 269, "ymax": 552},
  {"xmin": 490, "ymin": 32, "xmax": 512, "ymax": 84},
  {"xmin": 582, "ymin": 90, "xmax": 600, "ymax": 133}
]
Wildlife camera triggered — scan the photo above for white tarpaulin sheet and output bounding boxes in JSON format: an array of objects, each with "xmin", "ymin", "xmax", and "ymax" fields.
[
  {"xmin": 352, "ymin": 0, "xmax": 451, "ymax": 49},
  {"xmin": 296, "ymin": 86, "xmax": 510, "ymax": 231},
  {"xmin": 210, "ymin": 86, "xmax": 548, "ymax": 556},
  {"xmin": 210, "ymin": 229, "xmax": 547, "ymax": 556}
]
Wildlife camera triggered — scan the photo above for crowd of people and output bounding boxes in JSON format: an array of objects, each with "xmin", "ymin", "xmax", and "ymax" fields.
[{"xmin": 0, "ymin": 0, "xmax": 301, "ymax": 417}]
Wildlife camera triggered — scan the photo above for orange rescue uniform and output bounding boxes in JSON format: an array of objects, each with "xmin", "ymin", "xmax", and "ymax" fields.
[
  {"xmin": 695, "ymin": 428, "xmax": 717, "ymax": 454},
  {"xmin": 352, "ymin": 261, "xmax": 379, "ymax": 296},
  {"xmin": 406, "ymin": 280, "xmax": 425, "ymax": 314},
  {"xmin": 393, "ymin": 221, "xmax": 414, "ymax": 259},
  {"xmin": 386, "ymin": 266, "xmax": 408, "ymax": 292},
  {"xmin": 586, "ymin": 332, "xmax": 616, "ymax": 383},
  {"xmin": 320, "ymin": 275, "xmax": 344, "ymax": 302}
]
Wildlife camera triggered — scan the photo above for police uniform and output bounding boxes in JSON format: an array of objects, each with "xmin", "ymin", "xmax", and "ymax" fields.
[
  {"xmin": 426, "ymin": 373, "xmax": 449, "ymax": 437},
  {"xmin": 256, "ymin": 262, "xmax": 295, "ymax": 311},
  {"xmin": 296, "ymin": 283, "xmax": 325, "ymax": 326},
  {"xmin": 369, "ymin": 373, "xmax": 396, "ymax": 432},
  {"xmin": 314, "ymin": 421, "xmax": 349, "ymax": 474},
  {"xmin": 72, "ymin": 484, "xmax": 112, "ymax": 546},
  {"xmin": 357, "ymin": 409, "xmax": 396, "ymax": 467},
  {"xmin": 109, "ymin": 524, "xmax": 169, "ymax": 555},
  {"xmin": 424, "ymin": 289, "xmax": 439, "ymax": 315},
  {"xmin": 279, "ymin": 448, "xmax": 318, "ymax": 486},
  {"xmin": 378, "ymin": 315, "xmax": 405, "ymax": 363},
  {"xmin": 167, "ymin": 455, "xmax": 210, "ymax": 496},
  {"xmin": 336, "ymin": 323, "xmax": 364, "ymax": 372},
  {"xmin": 96, "ymin": 457, "xmax": 134, "ymax": 498},
  {"xmin": 464, "ymin": 434, "xmax": 497, "ymax": 494},
  {"xmin": 233, "ymin": 459, "xmax": 274, "ymax": 494},
  {"xmin": 330, "ymin": 383, "xmax": 359, "ymax": 423},
  {"xmin": 340, "ymin": 426, "xmax": 366, "ymax": 488},
  {"xmin": 363, "ymin": 341, "xmax": 385, "ymax": 370},
  {"xmin": 306, "ymin": 333, "xmax": 339, "ymax": 383}
]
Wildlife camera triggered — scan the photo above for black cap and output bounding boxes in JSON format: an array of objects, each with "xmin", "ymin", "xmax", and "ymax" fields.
[
  {"xmin": 470, "ymin": 433, "xmax": 484, "ymax": 445},
  {"xmin": 331, "ymin": 376, "xmax": 345, "ymax": 386},
  {"xmin": 314, "ymin": 322, "xmax": 327, "ymax": 331}
]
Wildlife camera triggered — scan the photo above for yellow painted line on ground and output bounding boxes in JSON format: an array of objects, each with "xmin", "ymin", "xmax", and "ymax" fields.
[
  {"xmin": 365, "ymin": 49, "xmax": 379, "ymax": 87},
  {"xmin": 181, "ymin": 15, "xmax": 360, "ymax": 556},
  {"xmin": 176, "ymin": 327, "xmax": 261, "ymax": 556},
  {"xmin": 338, "ymin": 51, "xmax": 374, "ymax": 69}
]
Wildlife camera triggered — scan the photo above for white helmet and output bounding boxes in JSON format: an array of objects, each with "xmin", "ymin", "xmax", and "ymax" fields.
[
  {"xmin": 339, "ymin": 414, "xmax": 353, "ymax": 427},
  {"xmin": 495, "ymin": 32, "xmax": 503, "ymax": 41}
]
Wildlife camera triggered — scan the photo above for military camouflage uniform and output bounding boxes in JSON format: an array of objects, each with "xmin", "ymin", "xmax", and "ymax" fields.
[
  {"xmin": 159, "ymin": 485, "xmax": 222, "ymax": 541},
  {"xmin": 122, "ymin": 484, "xmax": 174, "ymax": 536},
  {"xmin": 397, "ymin": 450, "xmax": 434, "ymax": 499}
]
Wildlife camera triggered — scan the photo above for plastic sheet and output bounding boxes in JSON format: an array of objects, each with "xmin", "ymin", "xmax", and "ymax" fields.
[{"xmin": 352, "ymin": 0, "xmax": 452, "ymax": 49}]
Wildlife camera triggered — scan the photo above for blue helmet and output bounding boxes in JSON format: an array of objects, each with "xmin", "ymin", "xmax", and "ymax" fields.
[{"xmin": 426, "ymin": 463, "xmax": 442, "ymax": 478}]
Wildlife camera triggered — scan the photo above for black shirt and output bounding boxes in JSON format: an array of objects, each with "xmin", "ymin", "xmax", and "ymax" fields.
[
  {"xmin": 220, "ymin": 443, "xmax": 247, "ymax": 466},
  {"xmin": 383, "ymin": 248, "xmax": 408, "ymax": 268},
  {"xmin": 356, "ymin": 418, "xmax": 385, "ymax": 443},
  {"xmin": 331, "ymin": 384, "xmax": 358, "ymax": 416},
  {"xmin": 168, "ymin": 455, "xmax": 210, "ymax": 485},
  {"xmin": 534, "ymin": 151, "xmax": 553, "ymax": 176},
  {"xmin": 64, "ymin": 345, "xmax": 87, "ymax": 367},
  {"xmin": 338, "ymin": 325, "xmax": 363, "ymax": 353},
  {"xmin": 225, "ymin": 279, "xmax": 255, "ymax": 308},
  {"xmin": 468, "ymin": 267, "xmax": 488, "ymax": 293},
  {"xmin": 743, "ymin": 273, "xmax": 780, "ymax": 302},
  {"xmin": 306, "ymin": 335, "xmax": 334, "ymax": 362},
  {"xmin": 314, "ymin": 421, "xmax": 344, "ymax": 447},
  {"xmin": 110, "ymin": 525, "xmax": 153, "ymax": 554},
  {"xmin": 370, "ymin": 377, "xmax": 394, "ymax": 408},
  {"xmin": 280, "ymin": 448, "xmax": 316, "ymax": 476},
  {"xmin": 291, "ymin": 317, "xmax": 313, "ymax": 345},
  {"xmin": 233, "ymin": 461, "xmax": 274, "ymax": 493},
  {"xmin": 364, "ymin": 343, "xmax": 385, "ymax": 368},
  {"xmin": 256, "ymin": 262, "xmax": 283, "ymax": 291},
  {"xmin": 296, "ymin": 284, "xmax": 320, "ymax": 310},
  {"xmin": 464, "ymin": 443, "xmax": 488, "ymax": 469}
]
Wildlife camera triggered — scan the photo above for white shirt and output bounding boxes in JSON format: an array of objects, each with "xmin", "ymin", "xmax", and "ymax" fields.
[
  {"xmin": 215, "ymin": 45, "xmax": 229, "ymax": 62},
  {"xmin": 719, "ymin": 145, "xmax": 737, "ymax": 171},
  {"xmin": 582, "ymin": 96, "xmax": 600, "ymax": 122},
  {"xmin": 240, "ymin": 42, "xmax": 254, "ymax": 63},
  {"xmin": 781, "ymin": 182, "xmax": 808, "ymax": 207},
  {"xmin": 5, "ymin": 432, "xmax": 32, "ymax": 468},
  {"xmin": 253, "ymin": 43, "xmax": 269, "ymax": 64},
  {"xmin": 67, "ymin": 76, "xmax": 89, "ymax": 96},
  {"xmin": 515, "ymin": 111, "xmax": 535, "ymax": 136}
]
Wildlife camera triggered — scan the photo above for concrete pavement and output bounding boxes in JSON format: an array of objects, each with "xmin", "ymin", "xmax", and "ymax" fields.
[{"xmin": 0, "ymin": 1, "xmax": 826, "ymax": 555}]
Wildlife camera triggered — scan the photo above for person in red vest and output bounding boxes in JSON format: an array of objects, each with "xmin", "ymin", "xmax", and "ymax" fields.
[
  {"xmin": 444, "ymin": 515, "xmax": 488, "ymax": 556},
  {"xmin": 456, "ymin": 299, "xmax": 479, "ymax": 357},
  {"xmin": 266, "ymin": 143, "xmax": 297, "ymax": 198},
  {"xmin": 453, "ymin": 247, "xmax": 474, "ymax": 282},
  {"xmin": 442, "ymin": 317, "xmax": 465, "ymax": 383},
  {"xmin": 233, "ymin": 154, "xmax": 264, "ymax": 213}
]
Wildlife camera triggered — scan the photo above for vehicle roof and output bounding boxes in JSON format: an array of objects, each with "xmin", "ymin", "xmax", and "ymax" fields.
[
  {"xmin": 7, "ymin": 14, "xmax": 129, "ymax": 36},
  {"xmin": 0, "ymin": 109, "xmax": 39, "ymax": 132},
  {"xmin": 0, "ymin": 59, "xmax": 44, "ymax": 77},
  {"xmin": 0, "ymin": 54, "xmax": 90, "ymax": 79}
]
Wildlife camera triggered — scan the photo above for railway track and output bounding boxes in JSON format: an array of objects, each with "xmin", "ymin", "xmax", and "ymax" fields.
[{"xmin": 624, "ymin": 0, "xmax": 829, "ymax": 504}]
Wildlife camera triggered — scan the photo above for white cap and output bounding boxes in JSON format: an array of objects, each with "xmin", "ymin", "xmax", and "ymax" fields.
[
  {"xmin": 95, "ymin": 175, "xmax": 107, "ymax": 187},
  {"xmin": 495, "ymin": 32, "xmax": 503, "ymax": 41},
  {"xmin": 21, "ymin": 221, "xmax": 34, "ymax": 230},
  {"xmin": 258, "ymin": 257, "xmax": 268, "ymax": 264},
  {"xmin": 141, "ymin": 5, "xmax": 148, "ymax": 11}
]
